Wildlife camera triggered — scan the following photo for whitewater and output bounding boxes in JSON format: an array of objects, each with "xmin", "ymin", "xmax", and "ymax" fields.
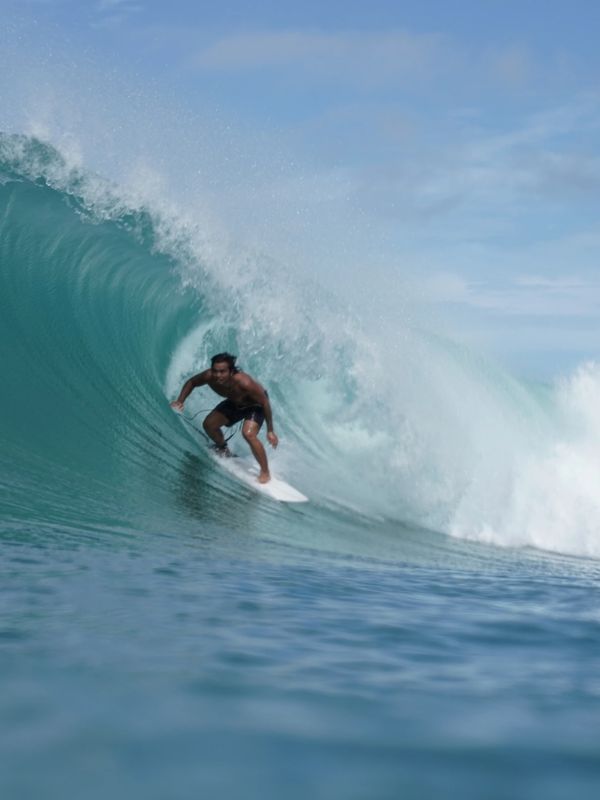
[{"xmin": 1, "ymin": 127, "xmax": 600, "ymax": 797}]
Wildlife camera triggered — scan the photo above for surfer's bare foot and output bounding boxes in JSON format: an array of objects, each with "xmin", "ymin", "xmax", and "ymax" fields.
[
  {"xmin": 258, "ymin": 472, "xmax": 271, "ymax": 484},
  {"xmin": 210, "ymin": 444, "xmax": 233, "ymax": 458}
]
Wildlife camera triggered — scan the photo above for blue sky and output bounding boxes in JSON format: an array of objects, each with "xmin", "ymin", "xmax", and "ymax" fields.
[{"xmin": 4, "ymin": 0, "xmax": 600, "ymax": 375}]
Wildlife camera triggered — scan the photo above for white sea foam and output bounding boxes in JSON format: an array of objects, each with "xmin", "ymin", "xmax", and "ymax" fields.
[{"xmin": 450, "ymin": 362, "xmax": 600, "ymax": 556}]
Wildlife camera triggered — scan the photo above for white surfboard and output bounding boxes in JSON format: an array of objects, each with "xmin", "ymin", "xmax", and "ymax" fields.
[
  {"xmin": 210, "ymin": 452, "xmax": 308, "ymax": 503},
  {"xmin": 172, "ymin": 408, "xmax": 308, "ymax": 503}
]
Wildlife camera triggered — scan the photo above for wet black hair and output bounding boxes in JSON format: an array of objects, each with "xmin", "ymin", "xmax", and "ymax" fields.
[{"xmin": 210, "ymin": 352, "xmax": 239, "ymax": 372}]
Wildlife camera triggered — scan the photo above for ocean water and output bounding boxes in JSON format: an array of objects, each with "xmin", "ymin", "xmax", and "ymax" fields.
[{"xmin": 1, "ymin": 132, "xmax": 600, "ymax": 799}]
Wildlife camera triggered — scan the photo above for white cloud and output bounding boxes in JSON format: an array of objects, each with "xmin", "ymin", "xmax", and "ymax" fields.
[
  {"xmin": 196, "ymin": 29, "xmax": 440, "ymax": 67},
  {"xmin": 421, "ymin": 270, "xmax": 600, "ymax": 318},
  {"xmin": 486, "ymin": 44, "xmax": 535, "ymax": 89},
  {"xmin": 190, "ymin": 28, "xmax": 452, "ymax": 87},
  {"xmin": 380, "ymin": 93, "xmax": 600, "ymax": 222},
  {"xmin": 96, "ymin": 0, "xmax": 140, "ymax": 10},
  {"xmin": 515, "ymin": 275, "xmax": 589, "ymax": 289},
  {"xmin": 93, "ymin": 0, "xmax": 143, "ymax": 28}
]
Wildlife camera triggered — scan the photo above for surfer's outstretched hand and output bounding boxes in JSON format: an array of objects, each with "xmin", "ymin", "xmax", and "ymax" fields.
[
  {"xmin": 170, "ymin": 400, "xmax": 184, "ymax": 412},
  {"xmin": 267, "ymin": 431, "xmax": 278, "ymax": 449}
]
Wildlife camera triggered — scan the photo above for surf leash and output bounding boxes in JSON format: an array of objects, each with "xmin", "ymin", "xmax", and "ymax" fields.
[{"xmin": 178, "ymin": 409, "xmax": 241, "ymax": 447}]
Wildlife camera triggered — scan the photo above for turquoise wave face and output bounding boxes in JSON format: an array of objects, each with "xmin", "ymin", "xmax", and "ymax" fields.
[{"xmin": 0, "ymin": 139, "xmax": 198, "ymax": 534}]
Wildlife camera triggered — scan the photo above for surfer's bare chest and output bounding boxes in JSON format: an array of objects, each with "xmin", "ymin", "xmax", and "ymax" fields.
[{"xmin": 208, "ymin": 379, "xmax": 255, "ymax": 406}]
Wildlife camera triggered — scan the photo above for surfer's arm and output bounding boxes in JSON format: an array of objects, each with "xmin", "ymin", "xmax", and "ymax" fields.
[
  {"xmin": 262, "ymin": 394, "xmax": 275, "ymax": 434},
  {"xmin": 170, "ymin": 370, "xmax": 210, "ymax": 410},
  {"xmin": 263, "ymin": 395, "xmax": 278, "ymax": 447}
]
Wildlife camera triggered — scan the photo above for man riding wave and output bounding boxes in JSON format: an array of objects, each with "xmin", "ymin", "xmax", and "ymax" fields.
[{"xmin": 170, "ymin": 353, "xmax": 278, "ymax": 484}]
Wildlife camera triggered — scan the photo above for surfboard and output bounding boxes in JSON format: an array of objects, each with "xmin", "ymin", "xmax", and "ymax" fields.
[
  {"xmin": 172, "ymin": 407, "xmax": 308, "ymax": 503},
  {"xmin": 210, "ymin": 452, "xmax": 309, "ymax": 503}
]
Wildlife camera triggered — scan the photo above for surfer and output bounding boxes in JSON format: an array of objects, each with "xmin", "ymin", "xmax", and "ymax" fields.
[{"xmin": 170, "ymin": 353, "xmax": 278, "ymax": 484}]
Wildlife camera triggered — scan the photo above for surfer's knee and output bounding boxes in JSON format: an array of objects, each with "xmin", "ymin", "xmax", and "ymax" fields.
[{"xmin": 242, "ymin": 426, "xmax": 258, "ymax": 442}]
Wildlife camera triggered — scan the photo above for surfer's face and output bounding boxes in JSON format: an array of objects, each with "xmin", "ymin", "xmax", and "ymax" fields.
[{"xmin": 212, "ymin": 362, "xmax": 232, "ymax": 384}]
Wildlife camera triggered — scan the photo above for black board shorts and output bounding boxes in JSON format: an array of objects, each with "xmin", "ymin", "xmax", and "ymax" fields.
[{"xmin": 213, "ymin": 399, "xmax": 265, "ymax": 428}]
